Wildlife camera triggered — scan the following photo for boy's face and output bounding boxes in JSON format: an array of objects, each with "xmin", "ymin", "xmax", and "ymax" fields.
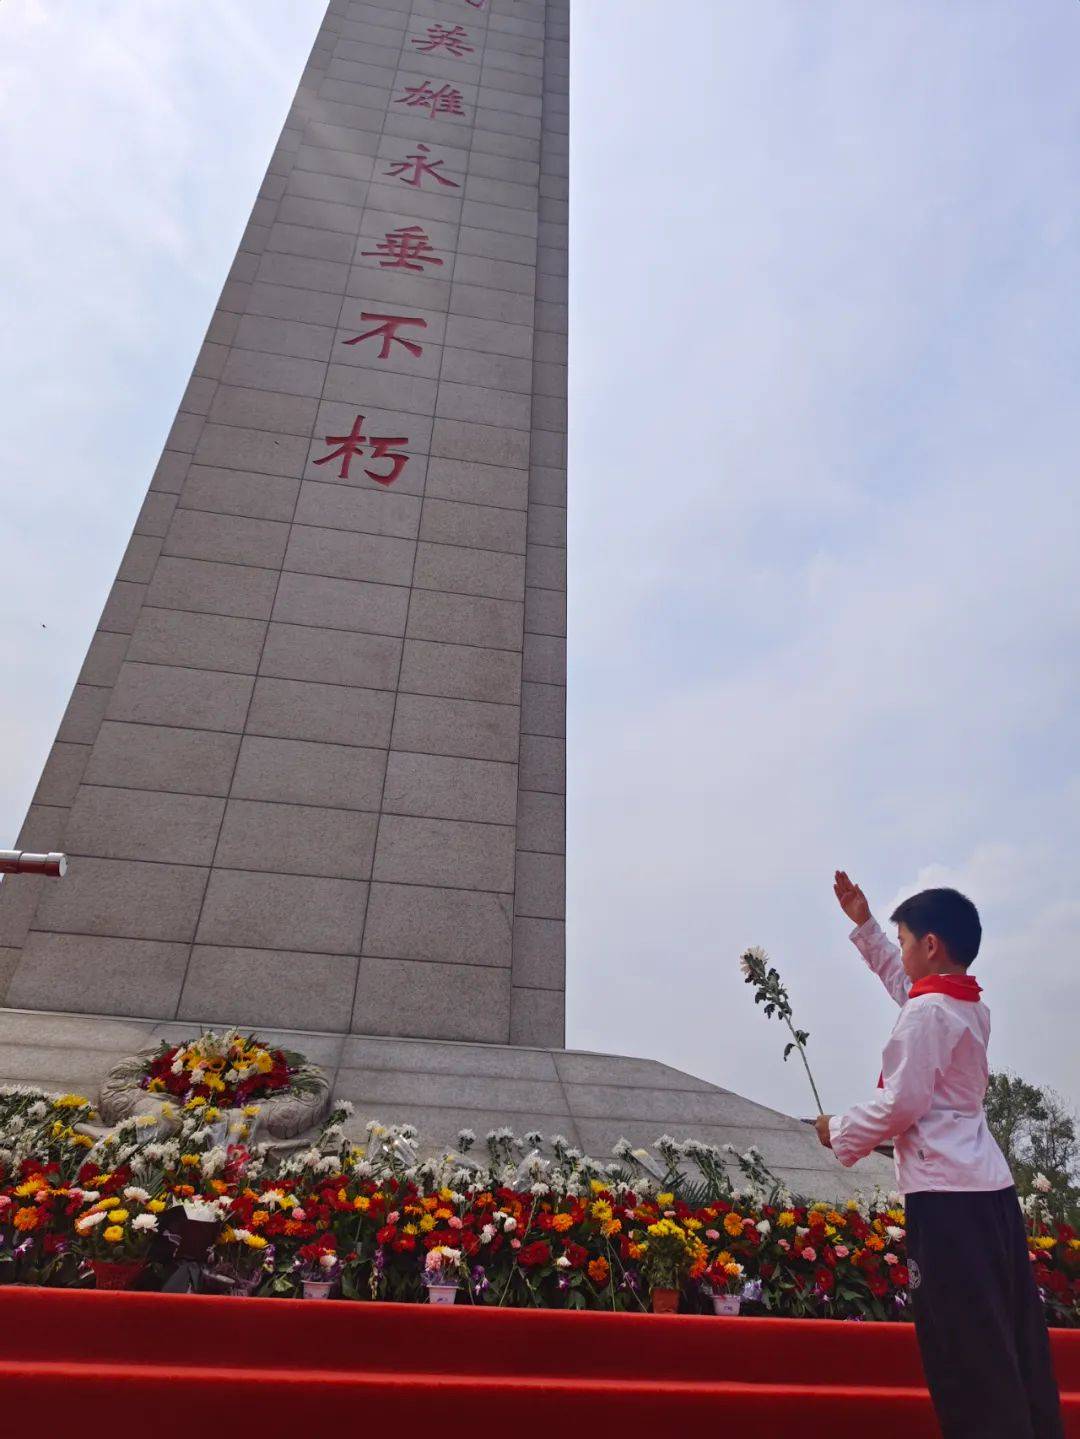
[{"xmin": 897, "ymin": 921, "xmax": 948, "ymax": 980}]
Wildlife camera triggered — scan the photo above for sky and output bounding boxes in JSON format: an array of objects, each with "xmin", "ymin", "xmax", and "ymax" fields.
[{"xmin": 1, "ymin": 1, "xmax": 1078, "ymax": 1124}]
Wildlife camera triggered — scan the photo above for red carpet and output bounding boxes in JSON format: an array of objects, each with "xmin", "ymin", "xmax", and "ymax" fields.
[{"xmin": 1, "ymin": 1287, "xmax": 1077, "ymax": 1434}]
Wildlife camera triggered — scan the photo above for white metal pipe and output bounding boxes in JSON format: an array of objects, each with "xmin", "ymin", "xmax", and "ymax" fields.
[{"xmin": 0, "ymin": 850, "xmax": 67, "ymax": 877}]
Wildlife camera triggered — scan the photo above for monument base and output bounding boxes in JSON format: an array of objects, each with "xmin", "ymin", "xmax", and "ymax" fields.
[{"xmin": 0, "ymin": 1006, "xmax": 893, "ymax": 1200}]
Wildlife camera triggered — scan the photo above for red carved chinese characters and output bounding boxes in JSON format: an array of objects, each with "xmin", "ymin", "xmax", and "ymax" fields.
[
  {"xmin": 313, "ymin": 415, "xmax": 409, "ymax": 487},
  {"xmin": 342, "ymin": 313, "xmax": 428, "ymax": 360},
  {"xmin": 395, "ymin": 81, "xmax": 466, "ymax": 119},
  {"xmin": 464, "ymin": 0, "xmax": 486, "ymax": 9},
  {"xmin": 412, "ymin": 23, "xmax": 474, "ymax": 57},
  {"xmin": 361, "ymin": 225, "xmax": 444, "ymax": 273},
  {"xmin": 384, "ymin": 143, "xmax": 460, "ymax": 190}
]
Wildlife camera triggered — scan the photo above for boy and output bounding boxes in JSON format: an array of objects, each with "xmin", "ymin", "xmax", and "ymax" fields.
[{"xmin": 815, "ymin": 872, "xmax": 1064, "ymax": 1439}]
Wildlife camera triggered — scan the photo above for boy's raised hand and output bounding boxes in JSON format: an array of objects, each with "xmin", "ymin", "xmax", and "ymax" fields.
[{"xmin": 834, "ymin": 870, "xmax": 870, "ymax": 927}]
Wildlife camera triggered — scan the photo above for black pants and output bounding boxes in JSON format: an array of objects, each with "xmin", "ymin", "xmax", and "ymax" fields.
[{"xmin": 906, "ymin": 1186, "xmax": 1064, "ymax": 1438}]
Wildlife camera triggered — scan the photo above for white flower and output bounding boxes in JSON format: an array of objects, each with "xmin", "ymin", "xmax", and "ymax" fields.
[
  {"xmin": 231, "ymin": 1228, "xmax": 252, "ymax": 1242},
  {"xmin": 132, "ymin": 1214, "xmax": 157, "ymax": 1232},
  {"xmin": 123, "ymin": 1186, "xmax": 151, "ymax": 1203},
  {"xmin": 171, "ymin": 1060, "xmax": 184, "ymax": 1076},
  {"xmin": 480, "ymin": 1224, "xmax": 496, "ymax": 1245},
  {"xmin": 885, "ymin": 1225, "xmax": 905, "ymax": 1242},
  {"xmin": 502, "ymin": 1215, "xmax": 517, "ymax": 1233},
  {"xmin": 796, "ymin": 1226, "xmax": 809, "ymax": 1238},
  {"xmin": 27, "ymin": 1101, "xmax": 48, "ymax": 1120},
  {"xmin": 76, "ymin": 1211, "xmax": 107, "ymax": 1232},
  {"xmin": 555, "ymin": 1255, "xmax": 571, "ymax": 1269},
  {"xmin": 319, "ymin": 1252, "xmax": 336, "ymax": 1271},
  {"xmin": 1034, "ymin": 1173, "xmax": 1052, "ymax": 1194},
  {"xmin": 756, "ymin": 1220, "xmax": 772, "ymax": 1236}
]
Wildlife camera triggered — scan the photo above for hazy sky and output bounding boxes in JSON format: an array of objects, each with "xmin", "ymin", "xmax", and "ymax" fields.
[{"xmin": 1, "ymin": 1, "xmax": 1077, "ymax": 1123}]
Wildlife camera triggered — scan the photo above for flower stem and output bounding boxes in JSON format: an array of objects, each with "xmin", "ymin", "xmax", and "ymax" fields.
[{"xmin": 785, "ymin": 1017, "xmax": 825, "ymax": 1114}]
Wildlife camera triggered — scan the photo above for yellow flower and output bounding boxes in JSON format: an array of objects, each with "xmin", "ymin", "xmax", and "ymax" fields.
[
  {"xmin": 354, "ymin": 1196, "xmax": 370, "ymax": 1213},
  {"xmin": 185, "ymin": 1098, "xmax": 207, "ymax": 1111},
  {"xmin": 590, "ymin": 1200, "xmax": 614, "ymax": 1223},
  {"xmin": 657, "ymin": 1192, "xmax": 675, "ymax": 1208},
  {"xmin": 181, "ymin": 1154, "xmax": 202, "ymax": 1167},
  {"xmin": 777, "ymin": 1211, "xmax": 796, "ymax": 1228},
  {"xmin": 723, "ymin": 1212, "xmax": 744, "ymax": 1237},
  {"xmin": 54, "ymin": 1094, "xmax": 91, "ymax": 1109},
  {"xmin": 14, "ymin": 1177, "xmax": 46, "ymax": 1197},
  {"xmin": 886, "ymin": 1208, "xmax": 906, "ymax": 1225},
  {"xmin": 71, "ymin": 1135, "xmax": 94, "ymax": 1149},
  {"xmin": 825, "ymin": 1225, "xmax": 837, "ymax": 1238},
  {"xmin": 50, "ymin": 1120, "xmax": 64, "ymax": 1138},
  {"xmin": 589, "ymin": 1179, "xmax": 607, "ymax": 1194},
  {"xmin": 244, "ymin": 1234, "xmax": 269, "ymax": 1250},
  {"xmin": 148, "ymin": 1199, "xmax": 166, "ymax": 1214},
  {"xmin": 107, "ymin": 1209, "xmax": 129, "ymax": 1223},
  {"xmin": 147, "ymin": 1078, "xmax": 166, "ymax": 1093},
  {"xmin": 205, "ymin": 1075, "xmax": 225, "ymax": 1093},
  {"xmin": 221, "ymin": 1227, "xmax": 237, "ymax": 1243},
  {"xmin": 419, "ymin": 1215, "xmax": 436, "ymax": 1233},
  {"xmin": 136, "ymin": 1113, "xmax": 158, "ymax": 1127},
  {"xmin": 435, "ymin": 1207, "xmax": 452, "ymax": 1222},
  {"xmin": 255, "ymin": 1052, "xmax": 273, "ymax": 1074},
  {"xmin": 103, "ymin": 1225, "xmax": 124, "ymax": 1244},
  {"xmin": 684, "ymin": 1218, "xmax": 702, "ymax": 1232},
  {"xmin": 438, "ymin": 1188, "xmax": 455, "ymax": 1203},
  {"xmin": 1031, "ymin": 1236, "xmax": 1056, "ymax": 1251},
  {"xmin": 205, "ymin": 1107, "xmax": 221, "ymax": 1122},
  {"xmin": 403, "ymin": 1223, "xmax": 419, "ymax": 1236},
  {"xmin": 243, "ymin": 1105, "xmax": 261, "ymax": 1117}
]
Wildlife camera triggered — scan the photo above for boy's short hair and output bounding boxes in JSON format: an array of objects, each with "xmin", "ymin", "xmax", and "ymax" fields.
[{"xmin": 889, "ymin": 888, "xmax": 982, "ymax": 968}]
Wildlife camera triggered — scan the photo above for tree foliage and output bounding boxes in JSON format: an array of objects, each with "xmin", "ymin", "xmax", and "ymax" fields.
[{"xmin": 985, "ymin": 1070, "xmax": 1079, "ymax": 1225}]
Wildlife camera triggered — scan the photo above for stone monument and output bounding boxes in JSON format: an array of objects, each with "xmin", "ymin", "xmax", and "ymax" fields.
[{"xmin": 0, "ymin": 0, "xmax": 891, "ymax": 1198}]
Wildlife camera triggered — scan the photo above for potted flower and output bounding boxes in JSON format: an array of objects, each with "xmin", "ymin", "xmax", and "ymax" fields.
[
  {"xmin": 205, "ymin": 1226, "xmax": 272, "ymax": 1296},
  {"xmin": 298, "ymin": 1237, "xmax": 340, "ymax": 1299},
  {"xmin": 72, "ymin": 1187, "xmax": 162, "ymax": 1289},
  {"xmin": 639, "ymin": 1218, "xmax": 699, "ymax": 1314},
  {"xmin": 423, "ymin": 1244, "xmax": 463, "ymax": 1305},
  {"xmin": 704, "ymin": 1254, "xmax": 745, "ymax": 1315}
]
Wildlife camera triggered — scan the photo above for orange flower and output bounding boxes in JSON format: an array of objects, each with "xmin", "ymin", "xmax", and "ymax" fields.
[
  {"xmin": 13, "ymin": 1206, "xmax": 41, "ymax": 1232},
  {"xmin": 587, "ymin": 1257, "xmax": 610, "ymax": 1284},
  {"xmin": 723, "ymin": 1212, "xmax": 744, "ymax": 1237},
  {"xmin": 865, "ymin": 1235, "xmax": 885, "ymax": 1252},
  {"xmin": 251, "ymin": 1210, "xmax": 270, "ymax": 1228},
  {"xmin": 552, "ymin": 1213, "xmax": 574, "ymax": 1233}
]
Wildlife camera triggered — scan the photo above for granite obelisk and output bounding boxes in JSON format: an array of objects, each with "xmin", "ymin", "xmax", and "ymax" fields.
[{"xmin": 1, "ymin": 0, "xmax": 567, "ymax": 1049}]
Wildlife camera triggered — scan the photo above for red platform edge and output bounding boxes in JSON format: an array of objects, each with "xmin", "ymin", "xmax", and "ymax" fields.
[{"xmin": 1, "ymin": 1288, "xmax": 1077, "ymax": 1433}]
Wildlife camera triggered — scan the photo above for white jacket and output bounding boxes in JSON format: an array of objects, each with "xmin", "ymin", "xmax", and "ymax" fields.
[{"xmin": 828, "ymin": 916, "xmax": 1014, "ymax": 1194}]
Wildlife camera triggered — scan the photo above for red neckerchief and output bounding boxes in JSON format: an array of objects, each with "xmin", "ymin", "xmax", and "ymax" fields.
[{"xmin": 876, "ymin": 973, "xmax": 982, "ymax": 1088}]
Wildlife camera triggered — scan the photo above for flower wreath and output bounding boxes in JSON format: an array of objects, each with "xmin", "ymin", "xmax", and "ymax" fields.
[{"xmin": 139, "ymin": 1030, "xmax": 314, "ymax": 1110}]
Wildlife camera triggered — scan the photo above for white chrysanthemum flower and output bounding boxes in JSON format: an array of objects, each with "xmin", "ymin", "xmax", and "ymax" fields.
[
  {"xmin": 555, "ymin": 1255, "xmax": 571, "ymax": 1269},
  {"xmin": 480, "ymin": 1224, "xmax": 496, "ymax": 1244},
  {"xmin": 132, "ymin": 1214, "xmax": 157, "ymax": 1232},
  {"xmin": 1033, "ymin": 1173, "xmax": 1052, "ymax": 1194},
  {"xmin": 27, "ymin": 1101, "xmax": 48, "ymax": 1120},
  {"xmin": 885, "ymin": 1225, "xmax": 905, "ymax": 1242},
  {"xmin": 756, "ymin": 1220, "xmax": 772, "ymax": 1236},
  {"xmin": 76, "ymin": 1211, "xmax": 107, "ymax": 1232},
  {"xmin": 123, "ymin": 1186, "xmax": 151, "ymax": 1203}
]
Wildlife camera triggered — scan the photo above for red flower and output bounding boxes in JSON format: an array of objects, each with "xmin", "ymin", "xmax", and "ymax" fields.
[
  {"xmin": 517, "ymin": 1241, "xmax": 551, "ymax": 1270},
  {"xmin": 868, "ymin": 1273, "xmax": 889, "ymax": 1298},
  {"xmin": 814, "ymin": 1267, "xmax": 835, "ymax": 1293},
  {"xmin": 393, "ymin": 1235, "xmax": 416, "ymax": 1253},
  {"xmin": 890, "ymin": 1264, "xmax": 909, "ymax": 1288},
  {"xmin": 563, "ymin": 1242, "xmax": 588, "ymax": 1269},
  {"xmin": 376, "ymin": 1225, "xmax": 396, "ymax": 1245}
]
